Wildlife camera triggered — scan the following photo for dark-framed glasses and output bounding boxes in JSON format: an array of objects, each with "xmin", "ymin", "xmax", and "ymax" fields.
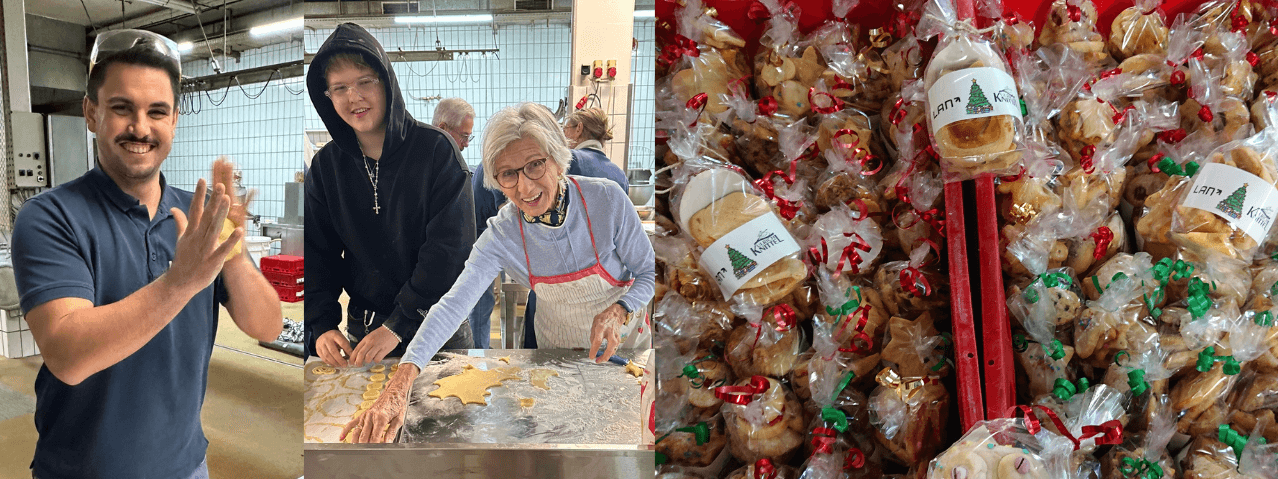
[
  {"xmin": 496, "ymin": 158, "xmax": 549, "ymax": 188},
  {"xmin": 325, "ymin": 76, "xmax": 381, "ymax": 99}
]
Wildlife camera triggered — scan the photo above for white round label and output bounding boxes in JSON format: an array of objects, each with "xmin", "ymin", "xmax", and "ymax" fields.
[{"xmin": 926, "ymin": 67, "xmax": 1021, "ymax": 135}]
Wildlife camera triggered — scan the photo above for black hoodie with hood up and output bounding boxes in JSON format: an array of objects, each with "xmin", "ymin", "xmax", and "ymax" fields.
[{"xmin": 304, "ymin": 23, "xmax": 476, "ymax": 355}]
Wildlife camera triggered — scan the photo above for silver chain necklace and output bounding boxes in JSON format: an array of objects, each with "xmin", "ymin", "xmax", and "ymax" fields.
[{"xmin": 356, "ymin": 143, "xmax": 381, "ymax": 214}]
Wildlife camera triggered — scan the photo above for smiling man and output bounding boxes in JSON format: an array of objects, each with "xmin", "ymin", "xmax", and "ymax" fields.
[
  {"xmin": 10, "ymin": 30, "xmax": 282, "ymax": 479},
  {"xmin": 305, "ymin": 23, "xmax": 477, "ymax": 368}
]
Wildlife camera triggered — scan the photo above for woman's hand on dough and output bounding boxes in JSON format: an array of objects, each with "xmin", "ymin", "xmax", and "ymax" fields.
[
  {"xmin": 589, "ymin": 303, "xmax": 627, "ymax": 363},
  {"xmin": 341, "ymin": 364, "xmax": 419, "ymax": 444},
  {"xmin": 316, "ymin": 329, "xmax": 353, "ymax": 367},
  {"xmin": 350, "ymin": 325, "xmax": 400, "ymax": 367}
]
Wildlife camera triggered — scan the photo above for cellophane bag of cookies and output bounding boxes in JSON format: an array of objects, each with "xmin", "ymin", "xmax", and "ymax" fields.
[
  {"xmin": 725, "ymin": 302, "xmax": 806, "ymax": 379},
  {"xmin": 753, "ymin": 0, "xmax": 819, "ymax": 120},
  {"xmin": 725, "ymin": 459, "xmax": 799, "ymax": 479},
  {"xmin": 664, "ymin": 0, "xmax": 749, "ymax": 127},
  {"xmin": 1108, "ymin": 0, "xmax": 1170, "ymax": 60},
  {"xmin": 1168, "ymin": 120, "xmax": 1278, "ymax": 263},
  {"xmin": 655, "ymin": 402, "xmax": 732, "ymax": 472},
  {"xmin": 918, "ymin": 0, "xmax": 1026, "ymax": 182},
  {"xmin": 1239, "ymin": 421, "xmax": 1278, "ymax": 477},
  {"xmin": 718, "ymin": 376, "xmax": 806, "ymax": 464},
  {"xmin": 802, "ymin": 203, "xmax": 884, "ymax": 278},
  {"xmin": 925, "ymin": 415, "xmax": 1074, "ymax": 479},
  {"xmin": 668, "ymin": 122, "xmax": 808, "ymax": 308}
]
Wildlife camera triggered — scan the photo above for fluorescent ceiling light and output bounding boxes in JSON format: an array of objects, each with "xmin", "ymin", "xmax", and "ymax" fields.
[
  {"xmin": 634, "ymin": 10, "xmax": 655, "ymax": 18},
  {"xmin": 394, "ymin": 14, "xmax": 494, "ymax": 24},
  {"xmin": 250, "ymin": 17, "xmax": 303, "ymax": 37},
  {"xmin": 177, "ymin": 42, "xmax": 193, "ymax": 53}
]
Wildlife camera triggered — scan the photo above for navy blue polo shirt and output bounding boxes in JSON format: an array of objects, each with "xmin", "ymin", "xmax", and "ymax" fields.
[{"xmin": 12, "ymin": 166, "xmax": 226, "ymax": 479}]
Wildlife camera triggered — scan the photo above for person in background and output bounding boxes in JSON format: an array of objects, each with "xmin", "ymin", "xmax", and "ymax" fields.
[
  {"xmin": 343, "ymin": 103, "xmax": 654, "ymax": 443},
  {"xmin": 471, "ymin": 107, "xmax": 629, "ymax": 348},
  {"xmin": 305, "ymin": 23, "xmax": 476, "ymax": 368},
  {"xmin": 433, "ymin": 97, "xmax": 495, "ymax": 349},
  {"xmin": 11, "ymin": 29, "xmax": 282, "ymax": 478}
]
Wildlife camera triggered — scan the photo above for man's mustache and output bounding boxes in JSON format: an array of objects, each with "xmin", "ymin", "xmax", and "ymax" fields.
[{"xmin": 114, "ymin": 134, "xmax": 158, "ymax": 146}]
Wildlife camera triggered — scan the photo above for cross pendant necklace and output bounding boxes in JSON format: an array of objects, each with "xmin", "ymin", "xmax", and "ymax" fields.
[{"xmin": 357, "ymin": 144, "xmax": 381, "ymax": 214}]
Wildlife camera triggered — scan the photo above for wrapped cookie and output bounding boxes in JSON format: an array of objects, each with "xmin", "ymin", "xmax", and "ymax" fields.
[
  {"xmin": 717, "ymin": 376, "xmax": 806, "ymax": 464},
  {"xmin": 669, "ymin": 137, "xmax": 808, "ymax": 306},
  {"xmin": 1108, "ymin": 0, "xmax": 1170, "ymax": 60},
  {"xmin": 1037, "ymin": 0, "xmax": 1112, "ymax": 67},
  {"xmin": 919, "ymin": 0, "xmax": 1025, "ymax": 181},
  {"xmin": 925, "ymin": 415, "xmax": 1076, "ymax": 479},
  {"xmin": 803, "ymin": 203, "xmax": 884, "ymax": 278},
  {"xmin": 752, "ymin": 0, "xmax": 821, "ymax": 120},
  {"xmin": 869, "ymin": 311, "xmax": 949, "ymax": 465},
  {"xmin": 725, "ymin": 459, "xmax": 798, "ymax": 479},
  {"xmin": 1168, "ymin": 133, "xmax": 1278, "ymax": 263},
  {"xmin": 655, "ymin": 407, "xmax": 731, "ymax": 471},
  {"xmin": 664, "ymin": 2, "xmax": 749, "ymax": 126}
]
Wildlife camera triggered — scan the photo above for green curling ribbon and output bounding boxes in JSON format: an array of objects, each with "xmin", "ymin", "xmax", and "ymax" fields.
[
  {"xmin": 1270, "ymin": 280, "xmax": 1278, "ymax": 297},
  {"xmin": 1196, "ymin": 347, "xmax": 1242, "ymax": 375},
  {"xmin": 1091, "ymin": 275, "xmax": 1104, "ymax": 294},
  {"xmin": 1119, "ymin": 457, "xmax": 1163, "ymax": 478},
  {"xmin": 680, "ymin": 364, "xmax": 701, "ymax": 380},
  {"xmin": 831, "ymin": 371, "xmax": 855, "ymax": 404},
  {"xmin": 676, "ymin": 422, "xmax": 711, "ymax": 446},
  {"xmin": 1035, "ymin": 271, "xmax": 1071, "ymax": 288},
  {"xmin": 1052, "ymin": 377, "xmax": 1091, "ymax": 400},
  {"xmin": 1020, "ymin": 98, "xmax": 1028, "ymax": 118},
  {"xmin": 1186, "ymin": 278, "xmax": 1214, "ymax": 319},
  {"xmin": 1012, "ymin": 334, "xmax": 1029, "ymax": 353},
  {"xmin": 1044, "ymin": 339, "xmax": 1065, "ymax": 361},
  {"xmin": 1257, "ymin": 310, "xmax": 1275, "ymax": 327},
  {"xmin": 1142, "ymin": 289, "xmax": 1164, "ymax": 319},
  {"xmin": 656, "ymin": 451, "xmax": 668, "ymax": 465},
  {"xmin": 821, "ymin": 407, "xmax": 849, "ymax": 433},
  {"xmin": 1128, "ymin": 369, "xmax": 1149, "ymax": 396},
  {"xmin": 1185, "ymin": 161, "xmax": 1200, "ymax": 177},
  {"xmin": 825, "ymin": 286, "xmax": 863, "ymax": 317},
  {"xmin": 1024, "ymin": 287, "xmax": 1040, "ymax": 304},
  {"xmin": 1218, "ymin": 424, "xmax": 1265, "ymax": 461},
  {"xmin": 1272, "ymin": 250, "xmax": 1278, "ymax": 261}
]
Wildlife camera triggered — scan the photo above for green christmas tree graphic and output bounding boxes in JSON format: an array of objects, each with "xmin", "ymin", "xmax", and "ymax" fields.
[
  {"xmin": 1217, "ymin": 183, "xmax": 1248, "ymax": 220},
  {"xmin": 966, "ymin": 79, "xmax": 993, "ymax": 115},
  {"xmin": 727, "ymin": 245, "xmax": 758, "ymax": 279}
]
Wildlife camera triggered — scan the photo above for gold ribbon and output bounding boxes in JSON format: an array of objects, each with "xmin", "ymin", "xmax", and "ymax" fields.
[
  {"xmin": 868, "ymin": 28, "xmax": 892, "ymax": 49},
  {"xmin": 876, "ymin": 368, "xmax": 937, "ymax": 401}
]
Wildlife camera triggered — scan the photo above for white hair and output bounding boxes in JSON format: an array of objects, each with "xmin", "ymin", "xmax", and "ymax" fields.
[
  {"xmin": 432, "ymin": 97, "xmax": 475, "ymax": 128},
  {"xmin": 480, "ymin": 102, "xmax": 572, "ymax": 191}
]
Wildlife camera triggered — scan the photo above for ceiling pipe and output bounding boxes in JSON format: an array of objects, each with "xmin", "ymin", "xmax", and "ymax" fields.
[{"xmin": 133, "ymin": 0, "xmax": 199, "ymax": 15}]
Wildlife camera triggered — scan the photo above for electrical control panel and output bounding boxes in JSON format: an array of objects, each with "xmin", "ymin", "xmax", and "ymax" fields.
[{"xmin": 11, "ymin": 112, "xmax": 48, "ymax": 188}]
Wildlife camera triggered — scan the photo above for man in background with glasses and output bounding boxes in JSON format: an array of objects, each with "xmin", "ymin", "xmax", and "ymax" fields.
[
  {"xmin": 305, "ymin": 23, "xmax": 476, "ymax": 368},
  {"xmin": 10, "ymin": 29, "xmax": 282, "ymax": 478}
]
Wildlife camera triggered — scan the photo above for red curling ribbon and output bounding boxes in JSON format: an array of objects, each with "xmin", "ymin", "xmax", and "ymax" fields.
[
  {"xmin": 1233, "ymin": 13, "xmax": 1249, "ymax": 32},
  {"xmin": 757, "ymin": 96, "xmax": 779, "ymax": 116},
  {"xmin": 845, "ymin": 198, "xmax": 869, "ymax": 220},
  {"xmin": 1008, "ymin": 405, "xmax": 1123, "ymax": 451},
  {"xmin": 686, "ymin": 92, "xmax": 708, "ymax": 111},
  {"xmin": 1080, "ymin": 145, "xmax": 1096, "ymax": 174},
  {"xmin": 754, "ymin": 458, "xmax": 778, "ymax": 479},
  {"xmin": 1157, "ymin": 128, "xmax": 1187, "ymax": 143},
  {"xmin": 890, "ymin": 97, "xmax": 909, "ymax": 125},
  {"xmin": 671, "ymin": 34, "xmax": 699, "ymax": 59},
  {"xmin": 1192, "ymin": 47, "xmax": 1204, "ymax": 60},
  {"xmin": 1000, "ymin": 165, "xmax": 1027, "ymax": 182},
  {"xmin": 714, "ymin": 375, "xmax": 770, "ymax": 405},
  {"xmin": 1066, "ymin": 3, "xmax": 1082, "ymax": 21},
  {"xmin": 917, "ymin": 208, "xmax": 945, "ymax": 236},
  {"xmin": 835, "ymin": 233, "xmax": 872, "ymax": 276},
  {"xmin": 836, "ymin": 304, "xmax": 874, "ymax": 354},
  {"xmin": 1169, "ymin": 69, "xmax": 1186, "ymax": 85},
  {"xmin": 1198, "ymin": 105, "xmax": 1214, "ymax": 123},
  {"xmin": 832, "ymin": 128, "xmax": 862, "ymax": 151},
  {"xmin": 809, "ymin": 88, "xmax": 845, "ymax": 114},
  {"xmin": 754, "ymin": 169, "xmax": 802, "ymax": 220},
  {"xmin": 1111, "ymin": 104, "xmax": 1135, "ymax": 124},
  {"xmin": 1148, "ymin": 153, "xmax": 1166, "ymax": 172},
  {"xmin": 858, "ymin": 153, "xmax": 883, "ymax": 176},
  {"xmin": 844, "ymin": 448, "xmax": 866, "ymax": 469},
  {"xmin": 1268, "ymin": 90, "xmax": 1278, "ymax": 102},
  {"xmin": 747, "ymin": 0, "xmax": 770, "ymax": 20},
  {"xmin": 914, "ymin": 237, "xmax": 943, "ymax": 267},
  {"xmin": 1248, "ymin": 51, "xmax": 1260, "ymax": 67},
  {"xmin": 1100, "ymin": 67, "xmax": 1123, "ymax": 80},
  {"xmin": 769, "ymin": 304, "xmax": 797, "ymax": 332},
  {"xmin": 831, "ymin": 76, "xmax": 855, "ymax": 92},
  {"xmin": 899, "ymin": 266, "xmax": 930, "ymax": 297},
  {"xmin": 811, "ymin": 427, "xmax": 839, "ymax": 454},
  {"xmin": 1091, "ymin": 226, "xmax": 1114, "ymax": 260}
]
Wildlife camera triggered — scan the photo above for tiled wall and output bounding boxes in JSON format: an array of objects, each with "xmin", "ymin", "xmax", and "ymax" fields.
[
  {"xmin": 166, "ymin": 41, "xmax": 306, "ymax": 222},
  {"xmin": 304, "ymin": 20, "xmax": 655, "ymax": 173}
]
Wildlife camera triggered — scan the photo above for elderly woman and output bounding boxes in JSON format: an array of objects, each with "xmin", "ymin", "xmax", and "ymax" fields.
[{"xmin": 341, "ymin": 102, "xmax": 655, "ymax": 443}]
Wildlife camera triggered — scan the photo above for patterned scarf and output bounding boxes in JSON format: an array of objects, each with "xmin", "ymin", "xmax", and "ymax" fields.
[{"xmin": 521, "ymin": 178, "xmax": 570, "ymax": 227}]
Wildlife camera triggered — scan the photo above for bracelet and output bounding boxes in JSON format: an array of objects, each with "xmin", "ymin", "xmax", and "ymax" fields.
[{"xmin": 382, "ymin": 325, "xmax": 402, "ymax": 343}]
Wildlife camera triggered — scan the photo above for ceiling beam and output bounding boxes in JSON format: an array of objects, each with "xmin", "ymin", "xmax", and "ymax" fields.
[{"xmin": 134, "ymin": 0, "xmax": 199, "ymax": 15}]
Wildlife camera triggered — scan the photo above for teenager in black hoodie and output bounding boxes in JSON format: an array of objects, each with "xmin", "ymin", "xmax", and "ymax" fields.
[{"xmin": 305, "ymin": 23, "xmax": 476, "ymax": 366}]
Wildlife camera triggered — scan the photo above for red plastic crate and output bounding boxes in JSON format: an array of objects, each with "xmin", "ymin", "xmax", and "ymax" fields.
[
  {"xmin": 274, "ymin": 283, "xmax": 304, "ymax": 303},
  {"xmin": 261, "ymin": 255, "xmax": 303, "ymax": 275},
  {"xmin": 263, "ymin": 270, "xmax": 304, "ymax": 288}
]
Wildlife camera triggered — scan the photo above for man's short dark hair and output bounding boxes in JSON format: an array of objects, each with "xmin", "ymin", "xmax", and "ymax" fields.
[{"xmin": 86, "ymin": 48, "xmax": 181, "ymax": 106}]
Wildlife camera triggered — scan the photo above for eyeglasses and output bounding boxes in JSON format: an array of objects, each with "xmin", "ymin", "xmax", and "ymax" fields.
[
  {"xmin": 325, "ymin": 76, "xmax": 381, "ymax": 99},
  {"xmin": 496, "ymin": 158, "xmax": 549, "ymax": 188},
  {"xmin": 90, "ymin": 29, "xmax": 182, "ymax": 76}
]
